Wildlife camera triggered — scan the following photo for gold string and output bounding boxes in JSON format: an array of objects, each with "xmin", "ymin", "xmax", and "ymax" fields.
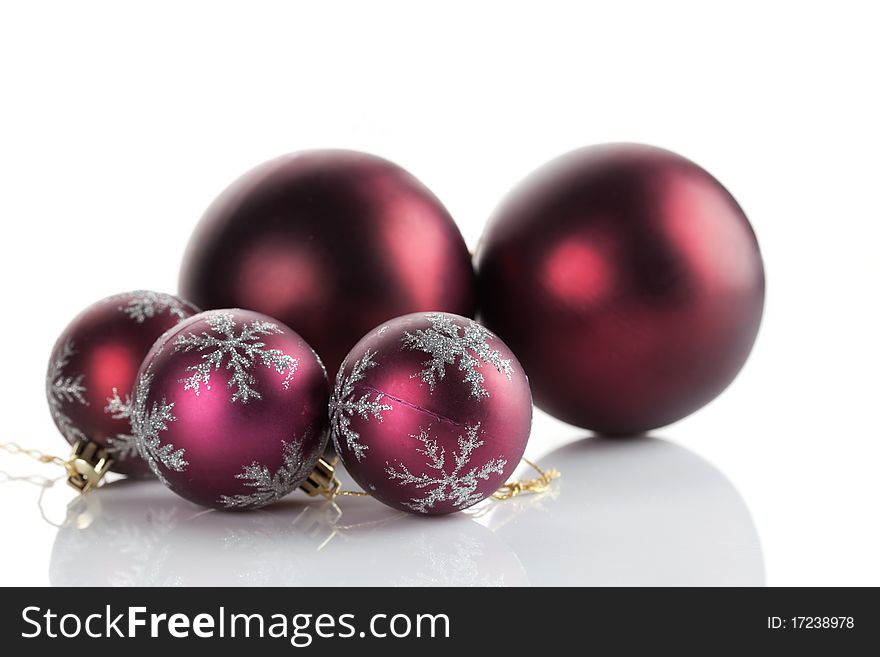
[
  {"xmin": 492, "ymin": 458, "xmax": 561, "ymax": 500},
  {"xmin": 36, "ymin": 476, "xmax": 67, "ymax": 528},
  {"xmin": 0, "ymin": 440, "xmax": 113, "ymax": 493},
  {"xmin": 314, "ymin": 454, "xmax": 559, "ymax": 502},
  {"xmin": 0, "ymin": 470, "xmax": 57, "ymax": 486},
  {"xmin": 0, "ymin": 446, "xmax": 69, "ymax": 527},
  {"xmin": 0, "ymin": 441, "xmax": 67, "ymax": 469},
  {"xmin": 321, "ymin": 456, "xmax": 369, "ymax": 498}
]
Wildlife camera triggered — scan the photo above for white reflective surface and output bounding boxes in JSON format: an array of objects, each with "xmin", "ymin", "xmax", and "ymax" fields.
[
  {"xmin": 37, "ymin": 434, "xmax": 761, "ymax": 587},
  {"xmin": 2, "ymin": 1, "xmax": 880, "ymax": 588},
  {"xmin": 484, "ymin": 436, "xmax": 764, "ymax": 586}
]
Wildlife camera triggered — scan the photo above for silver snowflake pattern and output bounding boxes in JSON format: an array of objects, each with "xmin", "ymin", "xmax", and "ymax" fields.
[
  {"xmin": 385, "ymin": 422, "xmax": 508, "ymax": 514},
  {"xmin": 118, "ymin": 290, "xmax": 192, "ymax": 323},
  {"xmin": 402, "ymin": 313, "xmax": 513, "ymax": 399},
  {"xmin": 51, "ymin": 495, "xmax": 180, "ymax": 587},
  {"xmin": 173, "ymin": 311, "xmax": 298, "ymax": 403},
  {"xmin": 329, "ymin": 350, "xmax": 393, "ymax": 462},
  {"xmin": 399, "ymin": 533, "xmax": 507, "ymax": 586},
  {"xmin": 105, "ymin": 434, "xmax": 140, "ymax": 461},
  {"xmin": 218, "ymin": 437, "xmax": 319, "ymax": 510},
  {"xmin": 46, "ymin": 339, "xmax": 88, "ymax": 442},
  {"xmin": 131, "ymin": 371, "xmax": 186, "ymax": 485},
  {"xmin": 103, "ymin": 389, "xmax": 140, "ymax": 460}
]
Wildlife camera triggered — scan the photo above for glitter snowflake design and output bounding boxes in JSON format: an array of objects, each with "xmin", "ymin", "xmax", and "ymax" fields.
[
  {"xmin": 117, "ymin": 290, "xmax": 193, "ymax": 323},
  {"xmin": 402, "ymin": 313, "xmax": 513, "ymax": 399},
  {"xmin": 51, "ymin": 496, "xmax": 180, "ymax": 587},
  {"xmin": 329, "ymin": 350, "xmax": 393, "ymax": 462},
  {"xmin": 218, "ymin": 437, "xmax": 318, "ymax": 510},
  {"xmin": 131, "ymin": 371, "xmax": 186, "ymax": 485},
  {"xmin": 103, "ymin": 389, "xmax": 140, "ymax": 460},
  {"xmin": 399, "ymin": 533, "xmax": 506, "ymax": 586},
  {"xmin": 46, "ymin": 339, "xmax": 88, "ymax": 442},
  {"xmin": 173, "ymin": 311, "xmax": 298, "ymax": 403},
  {"xmin": 105, "ymin": 434, "xmax": 140, "ymax": 461},
  {"xmin": 385, "ymin": 423, "xmax": 508, "ymax": 514}
]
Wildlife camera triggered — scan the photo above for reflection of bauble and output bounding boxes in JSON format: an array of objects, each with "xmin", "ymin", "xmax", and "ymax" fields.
[
  {"xmin": 318, "ymin": 495, "xmax": 528, "ymax": 586},
  {"xmin": 144, "ymin": 501, "xmax": 336, "ymax": 586},
  {"xmin": 49, "ymin": 479, "xmax": 199, "ymax": 586},
  {"xmin": 490, "ymin": 437, "xmax": 764, "ymax": 586},
  {"xmin": 50, "ymin": 479, "xmax": 527, "ymax": 586}
]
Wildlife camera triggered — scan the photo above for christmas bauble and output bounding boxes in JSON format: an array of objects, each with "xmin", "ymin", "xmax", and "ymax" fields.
[
  {"xmin": 179, "ymin": 149, "xmax": 476, "ymax": 376},
  {"xmin": 46, "ymin": 291, "xmax": 198, "ymax": 476},
  {"xmin": 476, "ymin": 144, "xmax": 765, "ymax": 434},
  {"xmin": 132, "ymin": 309, "xmax": 329, "ymax": 510},
  {"xmin": 330, "ymin": 312, "xmax": 531, "ymax": 515}
]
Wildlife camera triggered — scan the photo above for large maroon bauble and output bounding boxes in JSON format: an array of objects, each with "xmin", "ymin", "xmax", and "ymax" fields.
[
  {"xmin": 330, "ymin": 312, "xmax": 532, "ymax": 515},
  {"xmin": 179, "ymin": 150, "xmax": 476, "ymax": 376},
  {"xmin": 132, "ymin": 309, "xmax": 329, "ymax": 510},
  {"xmin": 46, "ymin": 291, "xmax": 198, "ymax": 476},
  {"xmin": 476, "ymin": 144, "xmax": 765, "ymax": 435}
]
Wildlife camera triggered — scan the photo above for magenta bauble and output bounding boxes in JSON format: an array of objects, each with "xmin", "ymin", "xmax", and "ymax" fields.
[
  {"xmin": 476, "ymin": 143, "xmax": 765, "ymax": 434},
  {"xmin": 46, "ymin": 291, "xmax": 198, "ymax": 476},
  {"xmin": 330, "ymin": 312, "xmax": 532, "ymax": 515},
  {"xmin": 132, "ymin": 309, "xmax": 329, "ymax": 510},
  {"xmin": 179, "ymin": 150, "xmax": 476, "ymax": 376}
]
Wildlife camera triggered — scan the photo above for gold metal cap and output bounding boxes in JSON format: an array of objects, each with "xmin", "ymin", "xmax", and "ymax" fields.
[
  {"xmin": 299, "ymin": 456, "xmax": 341, "ymax": 499},
  {"xmin": 65, "ymin": 440, "xmax": 113, "ymax": 493}
]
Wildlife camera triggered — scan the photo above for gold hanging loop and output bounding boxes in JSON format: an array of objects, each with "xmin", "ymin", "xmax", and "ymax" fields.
[
  {"xmin": 492, "ymin": 458, "xmax": 561, "ymax": 501},
  {"xmin": 301, "ymin": 453, "xmax": 559, "ymax": 504}
]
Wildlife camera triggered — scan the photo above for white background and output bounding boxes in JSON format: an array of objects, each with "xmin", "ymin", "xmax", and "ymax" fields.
[{"xmin": 1, "ymin": 1, "xmax": 878, "ymax": 586}]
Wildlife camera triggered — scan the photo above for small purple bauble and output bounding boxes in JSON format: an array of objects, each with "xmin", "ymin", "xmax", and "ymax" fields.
[
  {"xmin": 330, "ymin": 312, "xmax": 532, "ymax": 515},
  {"xmin": 133, "ymin": 309, "xmax": 329, "ymax": 510},
  {"xmin": 46, "ymin": 291, "xmax": 199, "ymax": 477}
]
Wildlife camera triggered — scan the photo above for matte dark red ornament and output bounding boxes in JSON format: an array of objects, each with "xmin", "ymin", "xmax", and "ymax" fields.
[
  {"xmin": 329, "ymin": 312, "xmax": 532, "ymax": 515},
  {"xmin": 476, "ymin": 144, "xmax": 765, "ymax": 435},
  {"xmin": 179, "ymin": 150, "xmax": 476, "ymax": 376},
  {"xmin": 132, "ymin": 309, "xmax": 329, "ymax": 510},
  {"xmin": 46, "ymin": 291, "xmax": 198, "ymax": 477}
]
